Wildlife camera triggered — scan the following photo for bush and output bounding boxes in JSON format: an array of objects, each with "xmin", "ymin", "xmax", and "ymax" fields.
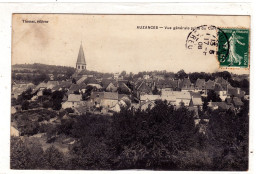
[
  {"xmin": 43, "ymin": 100, "xmax": 52, "ymax": 108},
  {"xmin": 52, "ymin": 100, "xmax": 62, "ymax": 110},
  {"xmin": 42, "ymin": 89, "xmax": 52, "ymax": 96},
  {"xmin": 65, "ymin": 108, "xmax": 74, "ymax": 113},
  {"xmin": 19, "ymin": 121, "xmax": 39, "ymax": 136},
  {"xmin": 44, "ymin": 146, "xmax": 66, "ymax": 169},
  {"xmin": 11, "ymin": 137, "xmax": 46, "ymax": 169},
  {"xmin": 28, "ymin": 101, "xmax": 40, "ymax": 109},
  {"xmin": 39, "ymin": 123, "xmax": 55, "ymax": 133},
  {"xmin": 11, "ymin": 98, "xmax": 18, "ymax": 106},
  {"xmin": 21, "ymin": 100, "xmax": 29, "ymax": 110}
]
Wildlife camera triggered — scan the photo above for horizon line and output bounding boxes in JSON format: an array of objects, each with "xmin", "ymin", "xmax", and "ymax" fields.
[{"xmin": 11, "ymin": 63, "xmax": 249, "ymax": 76}]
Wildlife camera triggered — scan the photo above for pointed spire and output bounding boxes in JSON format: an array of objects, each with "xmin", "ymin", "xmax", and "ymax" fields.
[{"xmin": 76, "ymin": 42, "xmax": 86, "ymax": 65}]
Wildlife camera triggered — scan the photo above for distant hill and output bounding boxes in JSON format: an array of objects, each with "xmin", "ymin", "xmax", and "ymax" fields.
[
  {"xmin": 12, "ymin": 63, "xmax": 114, "ymax": 81},
  {"xmin": 12, "ymin": 63, "xmax": 75, "ymax": 74}
]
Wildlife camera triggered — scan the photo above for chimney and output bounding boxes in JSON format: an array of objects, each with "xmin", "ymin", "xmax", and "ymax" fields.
[{"xmin": 237, "ymin": 88, "xmax": 240, "ymax": 95}]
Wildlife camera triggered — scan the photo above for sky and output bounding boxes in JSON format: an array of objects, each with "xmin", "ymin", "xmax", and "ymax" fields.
[{"xmin": 12, "ymin": 14, "xmax": 250, "ymax": 74}]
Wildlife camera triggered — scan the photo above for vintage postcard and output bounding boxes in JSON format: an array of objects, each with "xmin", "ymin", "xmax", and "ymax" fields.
[{"xmin": 11, "ymin": 14, "xmax": 250, "ymax": 170}]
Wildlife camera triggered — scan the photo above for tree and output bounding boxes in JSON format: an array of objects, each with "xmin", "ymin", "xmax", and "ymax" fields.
[
  {"xmin": 68, "ymin": 114, "xmax": 112, "ymax": 169},
  {"xmin": 240, "ymin": 79, "xmax": 249, "ymax": 95},
  {"xmin": 19, "ymin": 121, "xmax": 39, "ymax": 136},
  {"xmin": 42, "ymin": 100, "xmax": 52, "ymax": 108},
  {"xmin": 126, "ymin": 81, "xmax": 134, "ymax": 91},
  {"xmin": 120, "ymin": 70, "xmax": 127, "ymax": 77},
  {"xmin": 202, "ymin": 96, "xmax": 209, "ymax": 111},
  {"xmin": 11, "ymin": 137, "xmax": 47, "ymax": 169},
  {"xmin": 206, "ymin": 104, "xmax": 249, "ymax": 170},
  {"xmin": 65, "ymin": 107, "xmax": 74, "ymax": 113},
  {"xmin": 52, "ymin": 101, "xmax": 62, "ymax": 110},
  {"xmin": 111, "ymin": 101, "xmax": 200, "ymax": 169},
  {"xmin": 213, "ymin": 71, "xmax": 231, "ymax": 80},
  {"xmin": 176, "ymin": 69, "xmax": 187, "ymax": 79},
  {"xmin": 32, "ymin": 73, "xmax": 50, "ymax": 85},
  {"xmin": 11, "ymin": 98, "xmax": 17, "ymax": 106},
  {"xmin": 85, "ymin": 85, "xmax": 94, "ymax": 97},
  {"xmin": 44, "ymin": 146, "xmax": 66, "ymax": 169},
  {"xmin": 72, "ymin": 78, "xmax": 77, "ymax": 84},
  {"xmin": 207, "ymin": 90, "xmax": 221, "ymax": 102},
  {"xmin": 51, "ymin": 90, "xmax": 64, "ymax": 110},
  {"xmin": 17, "ymin": 88, "xmax": 33, "ymax": 104},
  {"xmin": 42, "ymin": 88, "xmax": 52, "ymax": 96},
  {"xmin": 21, "ymin": 100, "xmax": 29, "ymax": 110},
  {"xmin": 152, "ymin": 86, "xmax": 160, "ymax": 95},
  {"xmin": 11, "ymin": 137, "xmax": 32, "ymax": 169}
]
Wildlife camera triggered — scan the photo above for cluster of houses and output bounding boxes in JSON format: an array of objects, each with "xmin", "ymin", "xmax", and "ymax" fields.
[
  {"xmin": 11, "ymin": 72, "xmax": 248, "ymax": 117},
  {"xmin": 135, "ymin": 75, "xmax": 247, "ymax": 115},
  {"xmin": 11, "ymin": 43, "xmax": 248, "ymax": 117}
]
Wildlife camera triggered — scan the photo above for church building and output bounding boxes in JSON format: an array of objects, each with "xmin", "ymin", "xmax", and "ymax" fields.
[
  {"xmin": 72, "ymin": 42, "xmax": 94, "ymax": 79},
  {"xmin": 76, "ymin": 43, "xmax": 86, "ymax": 71}
]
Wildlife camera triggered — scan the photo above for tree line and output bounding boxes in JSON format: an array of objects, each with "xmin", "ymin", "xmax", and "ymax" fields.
[{"xmin": 11, "ymin": 99, "xmax": 249, "ymax": 170}]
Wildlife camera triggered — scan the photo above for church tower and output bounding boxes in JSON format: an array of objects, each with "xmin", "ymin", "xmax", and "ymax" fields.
[{"xmin": 76, "ymin": 42, "xmax": 86, "ymax": 71}]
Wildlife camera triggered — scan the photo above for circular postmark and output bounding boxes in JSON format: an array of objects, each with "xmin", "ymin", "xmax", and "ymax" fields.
[{"xmin": 185, "ymin": 25, "xmax": 230, "ymax": 63}]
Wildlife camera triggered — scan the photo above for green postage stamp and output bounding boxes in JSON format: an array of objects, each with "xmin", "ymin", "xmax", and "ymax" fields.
[{"xmin": 217, "ymin": 28, "xmax": 250, "ymax": 68}]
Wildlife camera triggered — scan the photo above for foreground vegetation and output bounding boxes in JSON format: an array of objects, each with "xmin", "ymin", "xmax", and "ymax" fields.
[{"xmin": 11, "ymin": 99, "xmax": 249, "ymax": 170}]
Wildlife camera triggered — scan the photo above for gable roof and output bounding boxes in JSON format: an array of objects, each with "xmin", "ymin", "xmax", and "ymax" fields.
[
  {"xmin": 156, "ymin": 79, "xmax": 175, "ymax": 89},
  {"xmin": 77, "ymin": 76, "xmax": 88, "ymax": 84},
  {"xmin": 118, "ymin": 82, "xmax": 131, "ymax": 92},
  {"xmin": 101, "ymin": 79, "xmax": 117, "ymax": 88},
  {"xmin": 140, "ymin": 94, "xmax": 161, "ymax": 101},
  {"xmin": 172, "ymin": 79, "xmax": 182, "ymax": 90},
  {"xmin": 215, "ymin": 77, "xmax": 229, "ymax": 85},
  {"xmin": 90, "ymin": 92, "xmax": 118, "ymax": 100},
  {"xmin": 195, "ymin": 78, "xmax": 206, "ymax": 89},
  {"xmin": 118, "ymin": 94, "xmax": 131, "ymax": 101},
  {"xmin": 76, "ymin": 43, "xmax": 86, "ymax": 65},
  {"xmin": 137, "ymin": 81, "xmax": 152, "ymax": 93},
  {"xmin": 52, "ymin": 81, "xmax": 72, "ymax": 91},
  {"xmin": 161, "ymin": 94, "xmax": 176, "ymax": 102},
  {"xmin": 180, "ymin": 78, "xmax": 194, "ymax": 90},
  {"xmin": 205, "ymin": 80, "xmax": 215, "ymax": 90},
  {"xmin": 175, "ymin": 91, "xmax": 191, "ymax": 99},
  {"xmin": 67, "ymin": 94, "xmax": 82, "ymax": 102},
  {"xmin": 181, "ymin": 78, "xmax": 191, "ymax": 87},
  {"xmin": 134, "ymin": 79, "xmax": 143, "ymax": 88},
  {"xmin": 83, "ymin": 77, "xmax": 99, "ymax": 85},
  {"xmin": 190, "ymin": 97, "xmax": 203, "ymax": 106},
  {"xmin": 69, "ymin": 83, "xmax": 87, "ymax": 92},
  {"xmin": 190, "ymin": 92, "xmax": 202, "ymax": 98},
  {"xmin": 214, "ymin": 83, "xmax": 224, "ymax": 91},
  {"xmin": 104, "ymin": 92, "xmax": 119, "ymax": 100},
  {"xmin": 161, "ymin": 91, "xmax": 191, "ymax": 100},
  {"xmin": 46, "ymin": 81, "xmax": 59, "ymax": 89},
  {"xmin": 36, "ymin": 82, "xmax": 47, "ymax": 89},
  {"xmin": 32, "ymin": 82, "xmax": 47, "ymax": 93}
]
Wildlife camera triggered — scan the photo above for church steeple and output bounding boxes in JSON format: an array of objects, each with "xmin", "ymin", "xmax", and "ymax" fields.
[{"xmin": 76, "ymin": 42, "xmax": 86, "ymax": 71}]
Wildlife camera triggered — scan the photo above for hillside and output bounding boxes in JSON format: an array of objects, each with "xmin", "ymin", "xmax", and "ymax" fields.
[{"xmin": 12, "ymin": 63, "xmax": 75, "ymax": 74}]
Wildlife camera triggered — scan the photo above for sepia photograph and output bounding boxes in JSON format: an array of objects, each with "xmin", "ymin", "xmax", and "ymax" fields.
[{"xmin": 10, "ymin": 14, "xmax": 250, "ymax": 171}]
